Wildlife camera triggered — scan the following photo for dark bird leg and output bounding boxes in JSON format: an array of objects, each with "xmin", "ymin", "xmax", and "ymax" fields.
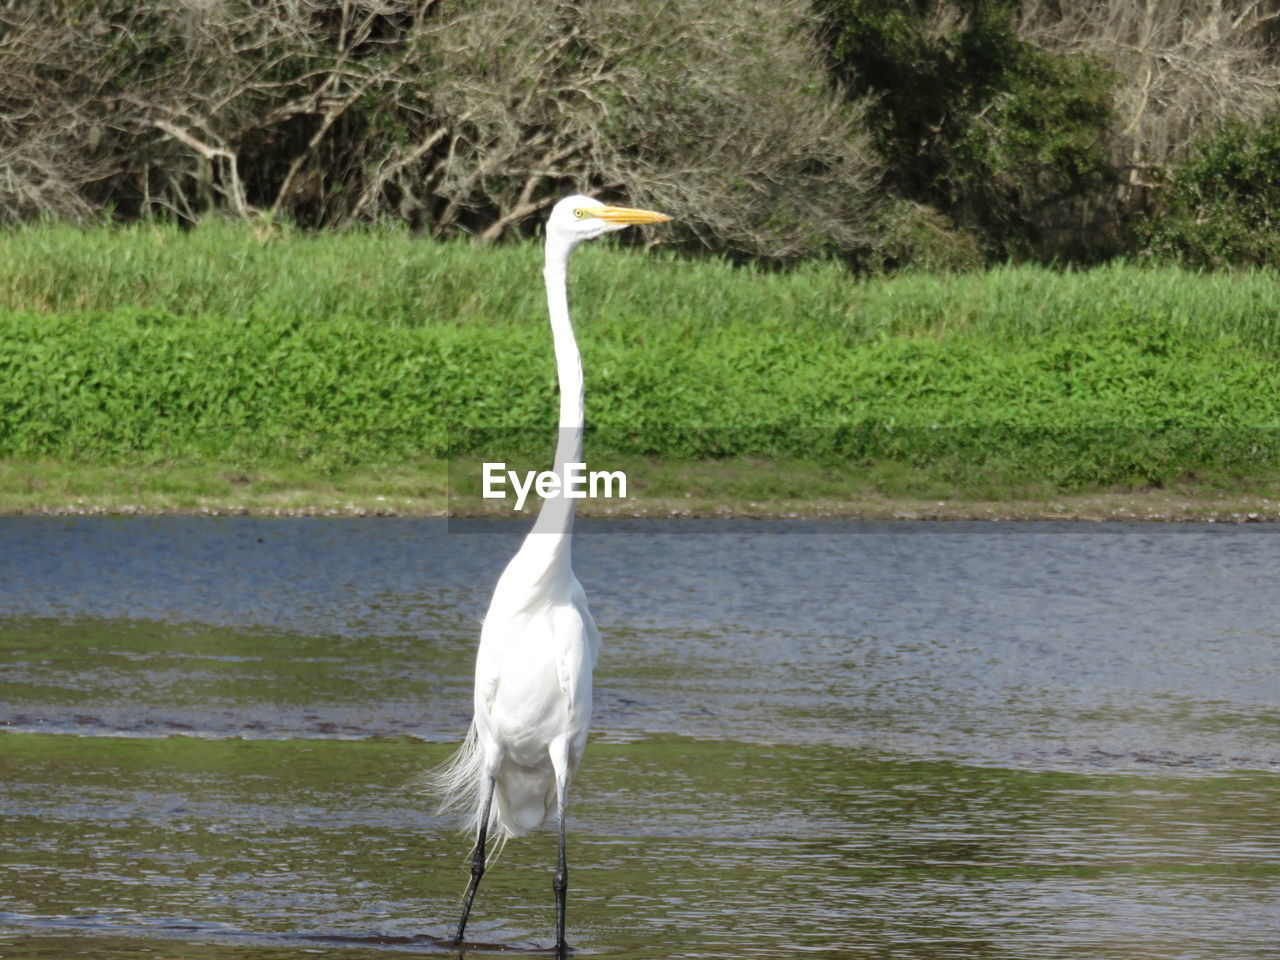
[
  {"xmin": 553, "ymin": 790, "xmax": 569, "ymax": 959},
  {"xmin": 454, "ymin": 781, "xmax": 495, "ymax": 947}
]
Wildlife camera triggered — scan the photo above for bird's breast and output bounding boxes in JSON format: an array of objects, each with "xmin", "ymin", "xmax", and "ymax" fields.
[{"xmin": 475, "ymin": 601, "xmax": 595, "ymax": 768}]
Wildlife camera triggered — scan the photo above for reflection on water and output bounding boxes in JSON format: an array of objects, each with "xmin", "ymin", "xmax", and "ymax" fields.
[{"xmin": 1, "ymin": 517, "xmax": 1278, "ymax": 959}]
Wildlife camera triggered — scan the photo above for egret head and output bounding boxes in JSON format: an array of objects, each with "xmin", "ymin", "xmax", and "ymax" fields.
[{"xmin": 546, "ymin": 194, "xmax": 672, "ymax": 256}]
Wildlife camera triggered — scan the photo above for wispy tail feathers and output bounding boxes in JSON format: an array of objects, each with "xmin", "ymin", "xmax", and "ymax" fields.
[{"xmin": 418, "ymin": 724, "xmax": 512, "ymax": 850}]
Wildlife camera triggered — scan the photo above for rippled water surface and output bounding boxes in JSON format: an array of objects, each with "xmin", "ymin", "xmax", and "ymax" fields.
[{"xmin": 1, "ymin": 517, "xmax": 1278, "ymax": 959}]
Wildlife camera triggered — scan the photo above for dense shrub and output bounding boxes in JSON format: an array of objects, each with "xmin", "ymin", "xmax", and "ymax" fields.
[
  {"xmin": 813, "ymin": 0, "xmax": 1114, "ymax": 259},
  {"xmin": 1145, "ymin": 114, "xmax": 1280, "ymax": 268},
  {"xmin": 5, "ymin": 0, "xmax": 1280, "ymax": 268},
  {"xmin": 1, "ymin": 225, "xmax": 1279, "ymax": 485},
  {"xmin": 3, "ymin": 303, "xmax": 1278, "ymax": 486},
  {"xmin": 1021, "ymin": 0, "xmax": 1280, "ymax": 249},
  {"xmin": 868, "ymin": 200, "xmax": 985, "ymax": 273},
  {"xmin": 0, "ymin": 0, "xmax": 881, "ymax": 262}
]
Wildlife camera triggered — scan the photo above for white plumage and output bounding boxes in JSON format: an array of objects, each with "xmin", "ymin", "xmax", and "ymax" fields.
[
  {"xmin": 473, "ymin": 550, "xmax": 600, "ymax": 838},
  {"xmin": 426, "ymin": 194, "xmax": 671, "ymax": 957}
]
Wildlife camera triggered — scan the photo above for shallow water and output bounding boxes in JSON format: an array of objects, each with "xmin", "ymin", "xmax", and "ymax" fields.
[{"xmin": 1, "ymin": 517, "xmax": 1278, "ymax": 959}]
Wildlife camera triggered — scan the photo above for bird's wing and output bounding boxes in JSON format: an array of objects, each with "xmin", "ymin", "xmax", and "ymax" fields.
[
  {"xmin": 474, "ymin": 550, "xmax": 546, "ymax": 712},
  {"xmin": 555, "ymin": 579, "xmax": 600, "ymax": 713},
  {"xmin": 474, "ymin": 614, "xmax": 510, "ymax": 714},
  {"xmin": 570, "ymin": 576, "xmax": 601, "ymax": 671}
]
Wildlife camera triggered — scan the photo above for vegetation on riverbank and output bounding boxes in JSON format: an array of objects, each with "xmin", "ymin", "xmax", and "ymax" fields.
[
  {"xmin": 1, "ymin": 223, "xmax": 1278, "ymax": 517},
  {"xmin": 7, "ymin": 2, "xmax": 1280, "ymax": 271}
]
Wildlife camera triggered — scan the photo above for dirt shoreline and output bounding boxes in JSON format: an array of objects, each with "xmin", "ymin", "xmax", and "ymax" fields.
[
  {"xmin": 6, "ymin": 490, "xmax": 1278, "ymax": 522},
  {"xmin": 5, "ymin": 458, "xmax": 1277, "ymax": 522}
]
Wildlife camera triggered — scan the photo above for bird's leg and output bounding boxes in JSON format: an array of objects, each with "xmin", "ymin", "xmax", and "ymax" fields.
[
  {"xmin": 553, "ymin": 785, "xmax": 569, "ymax": 959},
  {"xmin": 454, "ymin": 780, "xmax": 494, "ymax": 947}
]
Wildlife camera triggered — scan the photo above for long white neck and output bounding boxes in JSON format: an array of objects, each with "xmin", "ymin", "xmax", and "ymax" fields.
[
  {"xmin": 544, "ymin": 256, "xmax": 584, "ymax": 441},
  {"xmin": 514, "ymin": 239, "xmax": 581, "ymax": 579}
]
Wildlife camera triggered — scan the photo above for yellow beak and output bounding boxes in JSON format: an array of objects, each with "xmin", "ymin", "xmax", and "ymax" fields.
[{"xmin": 594, "ymin": 204, "xmax": 674, "ymax": 224}]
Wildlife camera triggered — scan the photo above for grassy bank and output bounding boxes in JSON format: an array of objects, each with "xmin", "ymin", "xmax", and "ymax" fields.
[
  {"xmin": 2, "ymin": 222, "xmax": 1279, "ymax": 516},
  {"xmin": 4, "ymin": 457, "xmax": 1277, "ymax": 521}
]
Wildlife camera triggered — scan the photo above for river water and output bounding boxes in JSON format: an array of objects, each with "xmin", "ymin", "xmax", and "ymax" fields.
[{"xmin": 1, "ymin": 517, "xmax": 1277, "ymax": 959}]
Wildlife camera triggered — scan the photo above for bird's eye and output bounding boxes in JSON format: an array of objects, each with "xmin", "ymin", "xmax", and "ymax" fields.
[{"xmin": 573, "ymin": 208, "xmax": 586, "ymax": 220}]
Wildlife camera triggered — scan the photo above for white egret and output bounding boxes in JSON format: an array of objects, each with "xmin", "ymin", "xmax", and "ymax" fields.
[{"xmin": 428, "ymin": 195, "xmax": 672, "ymax": 957}]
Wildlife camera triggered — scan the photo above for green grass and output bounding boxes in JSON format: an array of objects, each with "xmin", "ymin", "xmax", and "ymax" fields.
[
  {"xmin": 1, "ymin": 220, "xmax": 1279, "ymax": 507},
  {"xmin": 4, "ymin": 220, "xmax": 1280, "ymax": 350},
  {"xmin": 0, "ymin": 458, "xmax": 450, "ymax": 515}
]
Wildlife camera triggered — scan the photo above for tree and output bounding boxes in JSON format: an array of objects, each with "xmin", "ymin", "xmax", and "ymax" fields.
[
  {"xmin": 0, "ymin": 0, "xmax": 883, "ymax": 262},
  {"xmin": 815, "ymin": 0, "xmax": 1114, "ymax": 260},
  {"xmin": 1019, "ymin": 0, "xmax": 1280, "ymax": 248}
]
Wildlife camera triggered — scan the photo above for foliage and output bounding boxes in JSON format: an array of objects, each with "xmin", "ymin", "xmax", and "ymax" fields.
[
  {"xmin": 1145, "ymin": 113, "xmax": 1280, "ymax": 268},
  {"xmin": 0, "ymin": 0, "xmax": 881, "ymax": 263},
  {"xmin": 867, "ymin": 200, "xmax": 985, "ymax": 273},
  {"xmin": 2, "ymin": 224, "xmax": 1279, "ymax": 487},
  {"xmin": 813, "ymin": 0, "xmax": 1114, "ymax": 258},
  {"xmin": 1021, "ymin": 0, "xmax": 1280, "ymax": 250},
  {"xmin": 4, "ymin": 1, "xmax": 1280, "ymax": 268}
]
